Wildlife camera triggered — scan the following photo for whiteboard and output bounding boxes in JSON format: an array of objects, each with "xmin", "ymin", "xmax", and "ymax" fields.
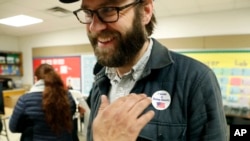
[{"xmin": 81, "ymin": 54, "xmax": 96, "ymax": 97}]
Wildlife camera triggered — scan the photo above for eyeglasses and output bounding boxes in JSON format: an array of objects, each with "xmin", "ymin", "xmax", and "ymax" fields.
[{"xmin": 73, "ymin": 0, "xmax": 142, "ymax": 24}]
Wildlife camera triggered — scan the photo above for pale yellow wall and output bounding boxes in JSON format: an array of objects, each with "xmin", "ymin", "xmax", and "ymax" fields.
[
  {"xmin": 32, "ymin": 35, "xmax": 250, "ymax": 57},
  {"xmin": 158, "ymin": 35, "xmax": 250, "ymax": 50},
  {"xmin": 32, "ymin": 44, "xmax": 93, "ymax": 57}
]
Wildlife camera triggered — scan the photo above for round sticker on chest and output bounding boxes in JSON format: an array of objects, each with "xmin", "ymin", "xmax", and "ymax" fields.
[{"xmin": 152, "ymin": 90, "xmax": 171, "ymax": 110}]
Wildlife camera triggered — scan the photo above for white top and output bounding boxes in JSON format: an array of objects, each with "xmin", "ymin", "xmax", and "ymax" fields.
[{"xmin": 69, "ymin": 89, "xmax": 90, "ymax": 138}]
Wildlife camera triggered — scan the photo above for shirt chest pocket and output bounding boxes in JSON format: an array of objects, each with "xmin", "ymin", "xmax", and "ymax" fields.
[{"xmin": 138, "ymin": 122, "xmax": 187, "ymax": 141}]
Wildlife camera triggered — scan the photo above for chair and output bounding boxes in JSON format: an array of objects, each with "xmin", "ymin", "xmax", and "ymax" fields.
[
  {"xmin": 0, "ymin": 83, "xmax": 10, "ymax": 141},
  {"xmin": 0, "ymin": 116, "xmax": 10, "ymax": 141}
]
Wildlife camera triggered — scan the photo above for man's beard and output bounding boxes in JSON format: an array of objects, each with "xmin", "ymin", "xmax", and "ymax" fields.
[{"xmin": 87, "ymin": 13, "xmax": 147, "ymax": 67}]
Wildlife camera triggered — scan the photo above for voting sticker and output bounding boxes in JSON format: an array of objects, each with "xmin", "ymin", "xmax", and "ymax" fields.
[{"xmin": 152, "ymin": 90, "xmax": 171, "ymax": 110}]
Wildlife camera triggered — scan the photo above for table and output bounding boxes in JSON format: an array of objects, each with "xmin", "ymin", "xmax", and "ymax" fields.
[
  {"xmin": 3, "ymin": 89, "xmax": 26, "ymax": 108},
  {"xmin": 2, "ymin": 107, "xmax": 13, "ymax": 118}
]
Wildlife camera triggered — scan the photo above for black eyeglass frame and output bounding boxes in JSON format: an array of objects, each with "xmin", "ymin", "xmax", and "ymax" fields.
[{"xmin": 73, "ymin": 0, "xmax": 142, "ymax": 24}]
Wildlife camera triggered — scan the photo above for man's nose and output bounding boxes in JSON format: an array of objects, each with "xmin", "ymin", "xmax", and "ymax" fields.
[{"xmin": 88, "ymin": 14, "xmax": 107, "ymax": 32}]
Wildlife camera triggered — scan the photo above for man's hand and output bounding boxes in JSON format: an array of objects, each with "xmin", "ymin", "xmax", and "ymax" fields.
[{"xmin": 93, "ymin": 94, "xmax": 155, "ymax": 141}]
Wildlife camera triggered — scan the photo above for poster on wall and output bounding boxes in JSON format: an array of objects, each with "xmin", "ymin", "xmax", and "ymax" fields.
[
  {"xmin": 33, "ymin": 56, "xmax": 81, "ymax": 91},
  {"xmin": 181, "ymin": 50, "xmax": 250, "ymax": 110},
  {"xmin": 81, "ymin": 54, "xmax": 96, "ymax": 97}
]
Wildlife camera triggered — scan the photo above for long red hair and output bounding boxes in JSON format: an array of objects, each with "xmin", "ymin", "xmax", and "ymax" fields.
[{"xmin": 34, "ymin": 63, "xmax": 72, "ymax": 134}]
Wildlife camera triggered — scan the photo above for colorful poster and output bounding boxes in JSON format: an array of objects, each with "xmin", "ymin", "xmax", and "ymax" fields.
[
  {"xmin": 33, "ymin": 56, "xmax": 81, "ymax": 91},
  {"xmin": 181, "ymin": 50, "xmax": 250, "ymax": 109}
]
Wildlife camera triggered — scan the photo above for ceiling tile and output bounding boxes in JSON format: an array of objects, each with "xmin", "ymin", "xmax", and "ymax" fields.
[{"xmin": 0, "ymin": 0, "xmax": 250, "ymax": 36}]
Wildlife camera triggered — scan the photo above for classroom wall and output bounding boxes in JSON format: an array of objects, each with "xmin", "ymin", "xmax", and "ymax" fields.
[
  {"xmin": 153, "ymin": 8, "xmax": 250, "ymax": 39},
  {"xmin": 158, "ymin": 35, "xmax": 250, "ymax": 50},
  {"xmin": 0, "ymin": 35, "xmax": 19, "ymax": 52},
  {"xmin": 1, "ymin": 8, "xmax": 249, "ymax": 86}
]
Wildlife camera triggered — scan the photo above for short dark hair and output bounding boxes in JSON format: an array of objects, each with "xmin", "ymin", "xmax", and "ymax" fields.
[{"xmin": 146, "ymin": 13, "xmax": 156, "ymax": 36}]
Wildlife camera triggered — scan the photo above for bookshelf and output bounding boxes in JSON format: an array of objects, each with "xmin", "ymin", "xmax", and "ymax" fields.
[{"xmin": 0, "ymin": 51, "xmax": 22, "ymax": 76}]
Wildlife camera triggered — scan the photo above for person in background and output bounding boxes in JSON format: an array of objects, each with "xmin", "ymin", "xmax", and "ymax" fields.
[
  {"xmin": 61, "ymin": 0, "xmax": 228, "ymax": 140},
  {"xmin": 9, "ymin": 63, "xmax": 77, "ymax": 141},
  {"xmin": 70, "ymin": 89, "xmax": 89, "ymax": 140},
  {"xmin": 67, "ymin": 85, "xmax": 85, "ymax": 141},
  {"xmin": 67, "ymin": 79, "xmax": 74, "ymax": 90}
]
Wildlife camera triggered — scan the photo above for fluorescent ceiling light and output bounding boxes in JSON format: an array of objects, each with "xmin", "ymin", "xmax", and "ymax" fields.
[{"xmin": 0, "ymin": 15, "xmax": 43, "ymax": 27}]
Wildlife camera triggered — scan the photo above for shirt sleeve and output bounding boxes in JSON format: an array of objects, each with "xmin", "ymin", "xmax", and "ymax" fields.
[
  {"xmin": 9, "ymin": 95, "xmax": 26, "ymax": 132},
  {"xmin": 188, "ymin": 70, "xmax": 228, "ymax": 141}
]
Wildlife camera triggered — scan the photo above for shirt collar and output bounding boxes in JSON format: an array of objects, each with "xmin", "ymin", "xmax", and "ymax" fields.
[{"xmin": 28, "ymin": 79, "xmax": 45, "ymax": 93}]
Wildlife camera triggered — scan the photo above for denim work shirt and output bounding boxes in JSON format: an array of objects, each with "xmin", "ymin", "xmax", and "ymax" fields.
[{"xmin": 87, "ymin": 38, "xmax": 228, "ymax": 141}]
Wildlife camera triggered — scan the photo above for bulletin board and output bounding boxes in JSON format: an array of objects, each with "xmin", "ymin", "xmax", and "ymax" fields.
[
  {"xmin": 33, "ymin": 56, "xmax": 82, "ymax": 91},
  {"xmin": 181, "ymin": 50, "xmax": 250, "ymax": 108}
]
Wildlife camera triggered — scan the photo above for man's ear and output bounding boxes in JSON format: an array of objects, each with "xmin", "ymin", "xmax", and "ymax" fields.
[{"xmin": 142, "ymin": 0, "xmax": 154, "ymax": 25}]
